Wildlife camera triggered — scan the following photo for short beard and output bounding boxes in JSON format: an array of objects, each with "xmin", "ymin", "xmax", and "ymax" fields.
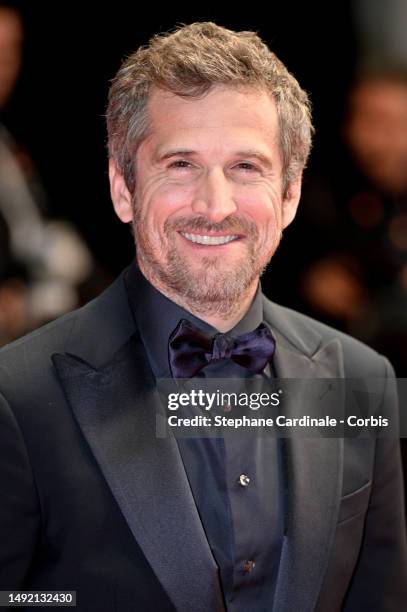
[{"xmin": 133, "ymin": 206, "xmax": 282, "ymax": 320}]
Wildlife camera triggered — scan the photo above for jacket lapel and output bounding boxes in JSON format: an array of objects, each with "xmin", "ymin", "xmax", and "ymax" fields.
[
  {"xmin": 264, "ymin": 299, "xmax": 344, "ymax": 612},
  {"xmin": 52, "ymin": 274, "xmax": 224, "ymax": 612}
]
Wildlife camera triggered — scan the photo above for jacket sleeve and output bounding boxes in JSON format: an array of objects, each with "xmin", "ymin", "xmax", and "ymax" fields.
[
  {"xmin": 0, "ymin": 390, "xmax": 40, "ymax": 587},
  {"xmin": 343, "ymin": 358, "xmax": 407, "ymax": 611}
]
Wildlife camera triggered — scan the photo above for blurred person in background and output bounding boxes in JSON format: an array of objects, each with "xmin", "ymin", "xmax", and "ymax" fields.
[
  {"xmin": 272, "ymin": 0, "xmax": 407, "ymax": 376},
  {"xmin": 0, "ymin": 2, "xmax": 102, "ymax": 346},
  {"xmin": 293, "ymin": 72, "xmax": 407, "ymax": 376},
  {"xmin": 267, "ymin": 2, "xmax": 407, "ymax": 378}
]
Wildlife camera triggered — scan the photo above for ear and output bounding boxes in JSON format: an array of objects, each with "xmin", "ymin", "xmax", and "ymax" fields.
[
  {"xmin": 281, "ymin": 174, "xmax": 302, "ymax": 229},
  {"xmin": 109, "ymin": 159, "xmax": 133, "ymax": 223}
]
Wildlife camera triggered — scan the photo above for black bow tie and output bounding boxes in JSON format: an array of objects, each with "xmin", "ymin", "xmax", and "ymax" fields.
[{"xmin": 168, "ymin": 318, "xmax": 275, "ymax": 379}]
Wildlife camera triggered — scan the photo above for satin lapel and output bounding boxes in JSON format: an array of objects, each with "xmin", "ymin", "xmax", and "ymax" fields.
[
  {"xmin": 271, "ymin": 332, "xmax": 345, "ymax": 612},
  {"xmin": 52, "ymin": 335, "xmax": 224, "ymax": 612}
]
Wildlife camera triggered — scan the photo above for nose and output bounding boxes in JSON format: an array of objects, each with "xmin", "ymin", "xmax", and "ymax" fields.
[{"xmin": 191, "ymin": 168, "xmax": 237, "ymax": 223}]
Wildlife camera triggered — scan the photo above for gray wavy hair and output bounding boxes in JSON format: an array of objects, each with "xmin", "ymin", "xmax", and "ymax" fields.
[{"xmin": 106, "ymin": 22, "xmax": 313, "ymax": 197}]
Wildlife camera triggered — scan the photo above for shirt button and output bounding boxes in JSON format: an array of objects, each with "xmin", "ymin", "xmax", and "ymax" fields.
[
  {"xmin": 239, "ymin": 474, "xmax": 250, "ymax": 487},
  {"xmin": 243, "ymin": 560, "xmax": 256, "ymax": 574}
]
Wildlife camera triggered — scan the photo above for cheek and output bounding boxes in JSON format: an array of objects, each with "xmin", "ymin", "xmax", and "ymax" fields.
[
  {"xmin": 138, "ymin": 183, "xmax": 196, "ymax": 227},
  {"xmin": 236, "ymin": 187, "xmax": 282, "ymax": 228}
]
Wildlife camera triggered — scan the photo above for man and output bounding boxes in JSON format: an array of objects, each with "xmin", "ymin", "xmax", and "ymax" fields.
[{"xmin": 0, "ymin": 22, "xmax": 405, "ymax": 612}]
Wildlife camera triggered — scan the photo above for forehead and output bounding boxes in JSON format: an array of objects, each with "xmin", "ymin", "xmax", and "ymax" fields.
[{"xmin": 144, "ymin": 85, "xmax": 280, "ymax": 150}]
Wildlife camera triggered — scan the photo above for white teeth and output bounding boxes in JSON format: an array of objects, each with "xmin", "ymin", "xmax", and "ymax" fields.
[{"xmin": 180, "ymin": 232, "xmax": 238, "ymax": 245}]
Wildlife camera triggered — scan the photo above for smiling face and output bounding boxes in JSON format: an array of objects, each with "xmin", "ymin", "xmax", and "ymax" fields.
[{"xmin": 110, "ymin": 86, "xmax": 301, "ymax": 319}]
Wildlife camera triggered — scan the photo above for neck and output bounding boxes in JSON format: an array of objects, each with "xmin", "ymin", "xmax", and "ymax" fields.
[
  {"xmin": 192, "ymin": 284, "xmax": 259, "ymax": 332},
  {"xmin": 137, "ymin": 260, "xmax": 259, "ymax": 333}
]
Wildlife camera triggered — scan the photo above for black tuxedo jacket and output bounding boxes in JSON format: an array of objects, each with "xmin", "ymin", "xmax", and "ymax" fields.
[{"xmin": 0, "ymin": 270, "xmax": 406, "ymax": 611}]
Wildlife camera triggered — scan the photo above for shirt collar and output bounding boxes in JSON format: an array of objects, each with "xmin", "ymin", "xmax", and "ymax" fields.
[{"xmin": 124, "ymin": 263, "xmax": 265, "ymax": 379}]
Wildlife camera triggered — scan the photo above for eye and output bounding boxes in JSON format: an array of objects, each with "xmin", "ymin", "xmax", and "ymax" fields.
[
  {"xmin": 234, "ymin": 162, "xmax": 259, "ymax": 172},
  {"xmin": 168, "ymin": 160, "xmax": 193, "ymax": 169}
]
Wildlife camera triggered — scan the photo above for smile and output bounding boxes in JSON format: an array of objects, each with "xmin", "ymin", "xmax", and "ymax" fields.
[{"xmin": 180, "ymin": 232, "xmax": 239, "ymax": 245}]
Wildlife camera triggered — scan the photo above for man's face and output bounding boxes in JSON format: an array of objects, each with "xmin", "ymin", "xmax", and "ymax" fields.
[{"xmin": 110, "ymin": 86, "xmax": 301, "ymax": 316}]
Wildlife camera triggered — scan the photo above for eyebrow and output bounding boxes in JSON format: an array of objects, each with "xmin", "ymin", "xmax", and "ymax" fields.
[
  {"xmin": 156, "ymin": 149, "xmax": 197, "ymax": 162},
  {"xmin": 156, "ymin": 148, "xmax": 274, "ymax": 168}
]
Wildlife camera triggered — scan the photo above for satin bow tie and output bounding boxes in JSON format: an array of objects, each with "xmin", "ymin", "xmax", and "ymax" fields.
[{"xmin": 168, "ymin": 318, "xmax": 276, "ymax": 379}]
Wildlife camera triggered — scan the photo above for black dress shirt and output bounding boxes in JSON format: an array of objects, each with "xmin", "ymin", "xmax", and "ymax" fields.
[{"xmin": 125, "ymin": 264, "xmax": 284, "ymax": 611}]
